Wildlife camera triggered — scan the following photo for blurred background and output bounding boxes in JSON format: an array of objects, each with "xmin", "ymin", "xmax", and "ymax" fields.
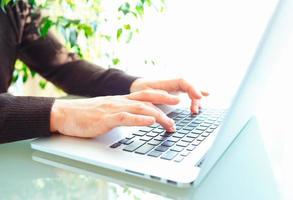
[{"xmin": 7, "ymin": 0, "xmax": 293, "ymax": 199}]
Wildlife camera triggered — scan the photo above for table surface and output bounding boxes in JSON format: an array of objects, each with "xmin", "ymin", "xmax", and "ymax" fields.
[{"xmin": 0, "ymin": 117, "xmax": 281, "ymax": 200}]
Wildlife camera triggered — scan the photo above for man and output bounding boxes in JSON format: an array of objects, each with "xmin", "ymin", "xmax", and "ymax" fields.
[{"xmin": 0, "ymin": 0, "xmax": 208, "ymax": 143}]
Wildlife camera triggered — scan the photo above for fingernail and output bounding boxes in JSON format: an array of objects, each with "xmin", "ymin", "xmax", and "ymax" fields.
[{"xmin": 168, "ymin": 126, "xmax": 176, "ymax": 133}]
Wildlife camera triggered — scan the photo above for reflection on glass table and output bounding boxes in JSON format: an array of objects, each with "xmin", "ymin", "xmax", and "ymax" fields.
[{"xmin": 0, "ymin": 117, "xmax": 280, "ymax": 200}]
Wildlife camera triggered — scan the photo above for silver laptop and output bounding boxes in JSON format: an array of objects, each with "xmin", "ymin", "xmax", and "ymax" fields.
[{"xmin": 31, "ymin": 0, "xmax": 293, "ymax": 187}]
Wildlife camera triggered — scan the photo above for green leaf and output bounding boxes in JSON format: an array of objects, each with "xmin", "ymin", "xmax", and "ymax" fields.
[
  {"xmin": 112, "ymin": 58, "xmax": 120, "ymax": 65},
  {"xmin": 135, "ymin": 3, "xmax": 144, "ymax": 16},
  {"xmin": 78, "ymin": 23, "xmax": 94, "ymax": 37},
  {"xmin": 40, "ymin": 17, "xmax": 55, "ymax": 37},
  {"xmin": 118, "ymin": 2, "xmax": 130, "ymax": 15},
  {"xmin": 146, "ymin": 0, "xmax": 152, "ymax": 6},
  {"xmin": 123, "ymin": 24, "xmax": 131, "ymax": 30},
  {"xmin": 22, "ymin": 74, "xmax": 28, "ymax": 83},
  {"xmin": 116, "ymin": 28, "xmax": 123, "ymax": 41},
  {"xmin": 31, "ymin": 70, "xmax": 36, "ymax": 78},
  {"xmin": 39, "ymin": 80, "xmax": 47, "ymax": 89},
  {"xmin": 69, "ymin": 28, "xmax": 78, "ymax": 47},
  {"xmin": 126, "ymin": 31, "xmax": 133, "ymax": 43},
  {"xmin": 102, "ymin": 34, "xmax": 111, "ymax": 42},
  {"xmin": 12, "ymin": 72, "xmax": 19, "ymax": 83},
  {"xmin": 28, "ymin": 0, "xmax": 36, "ymax": 7}
]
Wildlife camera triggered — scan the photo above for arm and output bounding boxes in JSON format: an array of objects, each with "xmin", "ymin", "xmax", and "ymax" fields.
[
  {"xmin": 17, "ymin": 2, "xmax": 137, "ymax": 97},
  {"xmin": 0, "ymin": 93, "xmax": 54, "ymax": 143}
]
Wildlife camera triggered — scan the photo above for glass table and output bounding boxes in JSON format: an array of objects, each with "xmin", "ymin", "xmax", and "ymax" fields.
[{"xmin": 0, "ymin": 117, "xmax": 280, "ymax": 200}]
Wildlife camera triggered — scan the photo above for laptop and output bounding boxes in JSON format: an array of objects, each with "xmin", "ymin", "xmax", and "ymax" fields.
[{"xmin": 31, "ymin": 0, "xmax": 293, "ymax": 187}]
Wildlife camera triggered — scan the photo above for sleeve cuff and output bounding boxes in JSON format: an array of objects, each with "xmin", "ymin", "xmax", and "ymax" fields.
[{"xmin": 0, "ymin": 94, "xmax": 55, "ymax": 143}]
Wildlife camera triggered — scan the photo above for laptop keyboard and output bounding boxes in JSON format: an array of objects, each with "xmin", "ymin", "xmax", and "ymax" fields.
[{"xmin": 110, "ymin": 108, "xmax": 226, "ymax": 163}]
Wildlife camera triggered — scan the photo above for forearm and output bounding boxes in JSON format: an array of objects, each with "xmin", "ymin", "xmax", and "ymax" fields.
[
  {"xmin": 18, "ymin": 33, "xmax": 138, "ymax": 97},
  {"xmin": 0, "ymin": 93, "xmax": 54, "ymax": 143}
]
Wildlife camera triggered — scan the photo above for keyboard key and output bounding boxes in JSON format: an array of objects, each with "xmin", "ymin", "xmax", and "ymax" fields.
[
  {"xmin": 178, "ymin": 130, "xmax": 190, "ymax": 135},
  {"xmin": 161, "ymin": 151, "xmax": 178, "ymax": 160},
  {"xmin": 139, "ymin": 127, "xmax": 153, "ymax": 132},
  {"xmin": 148, "ymin": 139, "xmax": 162, "ymax": 146},
  {"xmin": 196, "ymin": 126, "xmax": 207, "ymax": 131},
  {"xmin": 154, "ymin": 134, "xmax": 169, "ymax": 141},
  {"xmin": 186, "ymin": 145, "xmax": 196, "ymax": 151},
  {"xmin": 206, "ymin": 128, "xmax": 215, "ymax": 133},
  {"xmin": 124, "ymin": 140, "xmax": 134, "ymax": 145},
  {"xmin": 119, "ymin": 138, "xmax": 130, "ymax": 144},
  {"xmin": 140, "ymin": 135, "xmax": 153, "ymax": 141},
  {"xmin": 155, "ymin": 145, "xmax": 169, "ymax": 152},
  {"xmin": 123, "ymin": 140, "xmax": 146, "ymax": 152},
  {"xmin": 210, "ymin": 125, "xmax": 219, "ymax": 129},
  {"xmin": 200, "ymin": 123, "xmax": 211, "ymax": 127},
  {"xmin": 178, "ymin": 122, "xmax": 188, "ymax": 126},
  {"xmin": 177, "ymin": 114, "xmax": 188, "ymax": 118},
  {"xmin": 183, "ymin": 126, "xmax": 194, "ymax": 131},
  {"xmin": 191, "ymin": 130, "xmax": 203, "ymax": 134},
  {"xmin": 174, "ymin": 155, "xmax": 185, "ymax": 163},
  {"xmin": 181, "ymin": 151, "xmax": 190, "ymax": 157},
  {"xmin": 133, "ymin": 131, "xmax": 146, "ymax": 136},
  {"xmin": 191, "ymin": 140, "xmax": 201, "ymax": 146},
  {"xmin": 181, "ymin": 110, "xmax": 191, "ymax": 115},
  {"xmin": 161, "ymin": 141, "xmax": 175, "ymax": 147},
  {"xmin": 197, "ymin": 135, "xmax": 206, "ymax": 141},
  {"xmin": 167, "ymin": 112, "xmax": 179, "ymax": 119},
  {"xmin": 125, "ymin": 135, "xmax": 135, "ymax": 140},
  {"xmin": 201, "ymin": 132, "xmax": 211, "ymax": 137},
  {"xmin": 170, "ymin": 146, "xmax": 184, "ymax": 152},
  {"xmin": 149, "ymin": 123, "xmax": 160, "ymax": 128},
  {"xmin": 110, "ymin": 142, "xmax": 121, "ymax": 148},
  {"xmin": 135, "ymin": 144, "xmax": 156, "ymax": 155},
  {"xmin": 167, "ymin": 137, "xmax": 180, "ymax": 142},
  {"xmin": 146, "ymin": 132, "xmax": 159, "ymax": 137},
  {"xmin": 148, "ymin": 150, "xmax": 163, "ymax": 157},
  {"xmin": 176, "ymin": 141, "xmax": 189, "ymax": 147},
  {"xmin": 174, "ymin": 117, "xmax": 183, "ymax": 122},
  {"xmin": 187, "ymin": 133, "xmax": 199, "ymax": 138},
  {"xmin": 153, "ymin": 129, "xmax": 165, "ymax": 133},
  {"xmin": 188, "ymin": 123, "xmax": 198, "ymax": 128},
  {"xmin": 172, "ymin": 133, "xmax": 185, "ymax": 138},
  {"xmin": 181, "ymin": 137, "xmax": 195, "ymax": 143}
]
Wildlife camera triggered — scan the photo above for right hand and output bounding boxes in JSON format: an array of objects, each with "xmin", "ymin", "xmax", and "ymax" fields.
[{"xmin": 50, "ymin": 90, "xmax": 181, "ymax": 138}]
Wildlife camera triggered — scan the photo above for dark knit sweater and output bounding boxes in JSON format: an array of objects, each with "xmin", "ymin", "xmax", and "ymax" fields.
[{"xmin": 0, "ymin": 1, "xmax": 137, "ymax": 143}]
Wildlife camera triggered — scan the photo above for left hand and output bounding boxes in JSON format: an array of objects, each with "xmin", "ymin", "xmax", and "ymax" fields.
[{"xmin": 130, "ymin": 78, "xmax": 209, "ymax": 114}]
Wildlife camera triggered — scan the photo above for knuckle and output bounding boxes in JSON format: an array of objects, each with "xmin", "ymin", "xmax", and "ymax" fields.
[
  {"xmin": 140, "ymin": 90, "xmax": 151, "ymax": 98},
  {"xmin": 117, "ymin": 112, "xmax": 128, "ymax": 122},
  {"xmin": 135, "ymin": 103, "xmax": 146, "ymax": 112},
  {"xmin": 133, "ymin": 116, "xmax": 142, "ymax": 124}
]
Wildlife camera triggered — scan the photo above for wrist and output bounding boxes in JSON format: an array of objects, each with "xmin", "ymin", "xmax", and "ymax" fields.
[
  {"xmin": 130, "ymin": 78, "xmax": 149, "ymax": 93},
  {"xmin": 50, "ymin": 100, "xmax": 65, "ymax": 133}
]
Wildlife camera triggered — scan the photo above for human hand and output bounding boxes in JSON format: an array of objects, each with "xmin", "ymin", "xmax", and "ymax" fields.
[
  {"xmin": 130, "ymin": 78, "xmax": 209, "ymax": 113},
  {"xmin": 50, "ymin": 90, "xmax": 179, "ymax": 138}
]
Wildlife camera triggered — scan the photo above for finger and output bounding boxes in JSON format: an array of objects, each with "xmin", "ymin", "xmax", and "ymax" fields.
[
  {"xmin": 108, "ymin": 112, "xmax": 155, "ymax": 128},
  {"xmin": 128, "ymin": 89, "xmax": 180, "ymax": 105},
  {"xmin": 201, "ymin": 91, "xmax": 210, "ymax": 96},
  {"xmin": 191, "ymin": 99, "xmax": 200, "ymax": 114},
  {"xmin": 125, "ymin": 102, "xmax": 176, "ymax": 132},
  {"xmin": 177, "ymin": 79, "xmax": 203, "ymax": 100}
]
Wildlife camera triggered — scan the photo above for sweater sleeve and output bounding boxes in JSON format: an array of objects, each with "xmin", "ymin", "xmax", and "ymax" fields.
[
  {"xmin": 0, "ymin": 93, "xmax": 55, "ymax": 144},
  {"xmin": 16, "ymin": 1, "xmax": 138, "ymax": 97}
]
